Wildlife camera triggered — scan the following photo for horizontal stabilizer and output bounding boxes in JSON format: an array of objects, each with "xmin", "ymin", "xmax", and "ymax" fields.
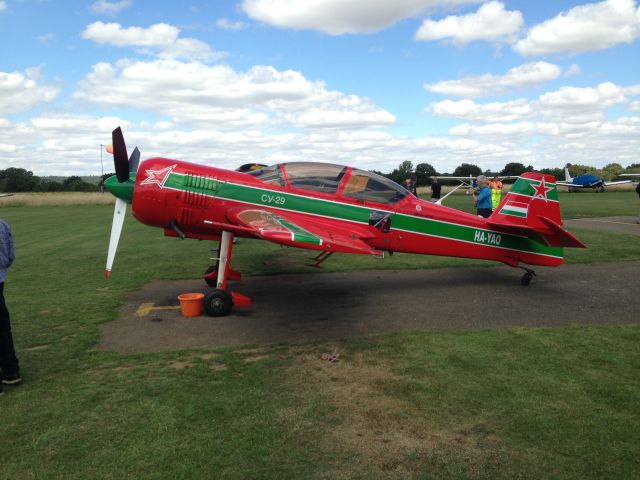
[{"xmin": 538, "ymin": 216, "xmax": 587, "ymax": 248}]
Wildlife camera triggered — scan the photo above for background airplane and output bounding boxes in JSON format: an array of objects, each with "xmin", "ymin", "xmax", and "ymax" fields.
[
  {"xmin": 104, "ymin": 127, "xmax": 586, "ymax": 317},
  {"xmin": 556, "ymin": 166, "xmax": 632, "ymax": 192},
  {"xmin": 430, "ymin": 174, "xmax": 515, "ymax": 205}
]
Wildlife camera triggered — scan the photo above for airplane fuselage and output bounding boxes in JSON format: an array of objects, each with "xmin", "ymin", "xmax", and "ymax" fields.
[{"xmin": 127, "ymin": 157, "xmax": 564, "ymax": 268}]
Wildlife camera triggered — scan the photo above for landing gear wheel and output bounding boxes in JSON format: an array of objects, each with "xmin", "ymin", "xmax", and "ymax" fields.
[
  {"xmin": 520, "ymin": 272, "xmax": 534, "ymax": 286},
  {"xmin": 204, "ymin": 266, "xmax": 218, "ymax": 287},
  {"xmin": 204, "ymin": 289, "xmax": 233, "ymax": 317}
]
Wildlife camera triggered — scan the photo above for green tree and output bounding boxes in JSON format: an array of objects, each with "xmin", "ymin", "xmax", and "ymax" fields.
[
  {"xmin": 415, "ymin": 163, "xmax": 438, "ymax": 186},
  {"xmin": 601, "ymin": 163, "xmax": 624, "ymax": 181},
  {"xmin": 539, "ymin": 167, "xmax": 564, "ymax": 181},
  {"xmin": 452, "ymin": 163, "xmax": 481, "ymax": 177},
  {"xmin": 567, "ymin": 163, "xmax": 600, "ymax": 178},
  {"xmin": 389, "ymin": 160, "xmax": 414, "ymax": 185},
  {"xmin": 500, "ymin": 162, "xmax": 532, "ymax": 176},
  {"xmin": 0, "ymin": 167, "xmax": 40, "ymax": 192},
  {"xmin": 62, "ymin": 176, "xmax": 95, "ymax": 192}
]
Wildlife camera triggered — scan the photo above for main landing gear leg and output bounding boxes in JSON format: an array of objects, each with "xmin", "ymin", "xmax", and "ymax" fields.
[
  {"xmin": 203, "ymin": 231, "xmax": 251, "ymax": 317},
  {"xmin": 519, "ymin": 267, "xmax": 536, "ymax": 286}
]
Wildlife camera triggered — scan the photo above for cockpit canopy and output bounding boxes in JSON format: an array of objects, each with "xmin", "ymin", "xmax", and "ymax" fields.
[{"xmin": 248, "ymin": 162, "xmax": 410, "ymax": 204}]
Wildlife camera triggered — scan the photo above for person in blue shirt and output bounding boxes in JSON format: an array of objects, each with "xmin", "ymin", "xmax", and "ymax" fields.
[
  {"xmin": 0, "ymin": 219, "xmax": 20, "ymax": 396},
  {"xmin": 473, "ymin": 175, "xmax": 493, "ymax": 218}
]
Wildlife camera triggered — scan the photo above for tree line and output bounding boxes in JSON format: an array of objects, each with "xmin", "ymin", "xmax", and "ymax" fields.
[
  {"xmin": 1, "ymin": 161, "xmax": 639, "ymax": 193},
  {"xmin": 0, "ymin": 168, "xmax": 113, "ymax": 193},
  {"xmin": 379, "ymin": 161, "xmax": 640, "ymax": 186}
]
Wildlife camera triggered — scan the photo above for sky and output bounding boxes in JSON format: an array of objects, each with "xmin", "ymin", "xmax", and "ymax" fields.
[{"xmin": 1, "ymin": 0, "xmax": 639, "ymax": 176}]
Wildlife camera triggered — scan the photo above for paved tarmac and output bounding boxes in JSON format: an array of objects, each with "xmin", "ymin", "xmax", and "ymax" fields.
[
  {"xmin": 564, "ymin": 216, "xmax": 640, "ymax": 236},
  {"xmin": 97, "ymin": 261, "xmax": 639, "ymax": 353}
]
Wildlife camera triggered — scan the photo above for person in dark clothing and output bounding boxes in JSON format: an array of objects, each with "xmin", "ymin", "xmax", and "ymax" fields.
[
  {"xmin": 430, "ymin": 177, "xmax": 442, "ymax": 201},
  {"xmin": 636, "ymin": 183, "xmax": 640, "ymax": 224},
  {"xmin": 0, "ymin": 219, "xmax": 20, "ymax": 396}
]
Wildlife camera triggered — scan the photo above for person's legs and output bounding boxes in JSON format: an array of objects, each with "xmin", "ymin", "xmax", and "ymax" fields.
[{"xmin": 0, "ymin": 282, "xmax": 20, "ymax": 379}]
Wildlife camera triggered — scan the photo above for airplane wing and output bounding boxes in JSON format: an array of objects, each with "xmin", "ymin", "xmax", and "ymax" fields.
[
  {"xmin": 436, "ymin": 175, "xmax": 517, "ymax": 181},
  {"xmin": 555, "ymin": 181, "xmax": 577, "ymax": 187},
  {"xmin": 225, "ymin": 207, "xmax": 382, "ymax": 256},
  {"xmin": 620, "ymin": 174, "xmax": 640, "ymax": 177},
  {"xmin": 605, "ymin": 180, "xmax": 632, "ymax": 186}
]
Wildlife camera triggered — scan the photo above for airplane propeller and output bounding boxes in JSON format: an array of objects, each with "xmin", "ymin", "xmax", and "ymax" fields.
[{"xmin": 104, "ymin": 127, "xmax": 140, "ymax": 279}]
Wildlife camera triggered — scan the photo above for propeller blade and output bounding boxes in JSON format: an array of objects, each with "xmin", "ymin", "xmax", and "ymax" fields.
[
  {"xmin": 129, "ymin": 147, "xmax": 140, "ymax": 173},
  {"xmin": 112, "ymin": 127, "xmax": 129, "ymax": 182},
  {"xmin": 105, "ymin": 197, "xmax": 127, "ymax": 279}
]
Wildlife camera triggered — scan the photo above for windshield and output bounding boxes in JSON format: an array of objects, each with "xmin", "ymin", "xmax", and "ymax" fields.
[
  {"xmin": 343, "ymin": 168, "xmax": 409, "ymax": 204},
  {"xmin": 248, "ymin": 164, "xmax": 285, "ymax": 187},
  {"xmin": 283, "ymin": 162, "xmax": 347, "ymax": 194}
]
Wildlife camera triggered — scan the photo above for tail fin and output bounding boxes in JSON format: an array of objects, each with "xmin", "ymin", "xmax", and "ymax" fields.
[
  {"xmin": 564, "ymin": 167, "xmax": 572, "ymax": 182},
  {"xmin": 488, "ymin": 172, "xmax": 586, "ymax": 248}
]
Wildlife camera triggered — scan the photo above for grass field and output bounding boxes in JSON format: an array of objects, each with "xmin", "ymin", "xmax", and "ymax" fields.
[{"xmin": 0, "ymin": 192, "xmax": 639, "ymax": 479}]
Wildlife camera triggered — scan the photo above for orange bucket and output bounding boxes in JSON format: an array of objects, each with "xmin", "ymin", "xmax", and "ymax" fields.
[{"xmin": 177, "ymin": 293, "xmax": 204, "ymax": 317}]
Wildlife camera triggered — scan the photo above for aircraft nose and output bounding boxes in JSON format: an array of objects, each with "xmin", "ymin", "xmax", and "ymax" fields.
[{"xmin": 104, "ymin": 174, "xmax": 135, "ymax": 202}]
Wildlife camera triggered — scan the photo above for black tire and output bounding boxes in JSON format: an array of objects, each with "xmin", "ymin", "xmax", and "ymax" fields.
[
  {"xmin": 520, "ymin": 273, "xmax": 533, "ymax": 286},
  {"xmin": 204, "ymin": 289, "xmax": 233, "ymax": 317},
  {"xmin": 204, "ymin": 265, "xmax": 218, "ymax": 287}
]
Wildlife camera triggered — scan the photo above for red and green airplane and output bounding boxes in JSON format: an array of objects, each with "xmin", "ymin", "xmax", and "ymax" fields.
[{"xmin": 104, "ymin": 127, "xmax": 586, "ymax": 316}]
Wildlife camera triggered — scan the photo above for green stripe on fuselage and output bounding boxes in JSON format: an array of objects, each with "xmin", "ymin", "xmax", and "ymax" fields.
[
  {"xmin": 393, "ymin": 214, "xmax": 562, "ymax": 257},
  {"xmin": 161, "ymin": 172, "xmax": 562, "ymax": 258}
]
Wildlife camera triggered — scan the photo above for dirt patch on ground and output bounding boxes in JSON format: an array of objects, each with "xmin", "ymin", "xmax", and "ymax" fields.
[
  {"xmin": 283, "ymin": 349, "xmax": 508, "ymax": 478},
  {"xmin": 97, "ymin": 262, "xmax": 640, "ymax": 353}
]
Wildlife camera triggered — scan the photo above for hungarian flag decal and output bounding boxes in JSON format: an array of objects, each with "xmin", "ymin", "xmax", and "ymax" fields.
[{"xmin": 500, "ymin": 200, "xmax": 529, "ymax": 218}]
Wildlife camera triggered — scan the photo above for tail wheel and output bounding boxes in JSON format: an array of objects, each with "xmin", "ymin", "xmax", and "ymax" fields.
[
  {"xmin": 204, "ymin": 289, "xmax": 233, "ymax": 317},
  {"xmin": 520, "ymin": 272, "xmax": 534, "ymax": 286}
]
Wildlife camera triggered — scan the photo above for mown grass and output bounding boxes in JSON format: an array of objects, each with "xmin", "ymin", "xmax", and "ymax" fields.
[{"xmin": 0, "ymin": 198, "xmax": 638, "ymax": 479}]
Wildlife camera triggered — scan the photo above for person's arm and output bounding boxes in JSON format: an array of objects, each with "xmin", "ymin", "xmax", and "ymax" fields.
[{"xmin": 7, "ymin": 225, "xmax": 14, "ymax": 267}]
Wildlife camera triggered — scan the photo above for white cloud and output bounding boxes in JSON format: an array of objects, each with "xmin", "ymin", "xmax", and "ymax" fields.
[
  {"xmin": 431, "ymin": 82, "xmax": 631, "ymax": 125},
  {"xmin": 430, "ymin": 80, "xmax": 640, "ymax": 168},
  {"xmin": 415, "ymin": 1, "xmax": 523, "ymax": 44},
  {"xmin": 81, "ymin": 22, "xmax": 222, "ymax": 62},
  {"xmin": 0, "ymin": 67, "xmax": 59, "ymax": 116},
  {"xmin": 425, "ymin": 61, "xmax": 562, "ymax": 98},
  {"xmin": 538, "ymin": 82, "xmax": 627, "ymax": 110},
  {"xmin": 242, "ymin": 0, "xmax": 481, "ymax": 35},
  {"xmin": 216, "ymin": 18, "xmax": 247, "ymax": 31},
  {"xmin": 0, "ymin": 113, "xmax": 527, "ymax": 176},
  {"xmin": 73, "ymin": 59, "xmax": 395, "ymax": 129},
  {"xmin": 430, "ymin": 98, "xmax": 533, "ymax": 122},
  {"xmin": 564, "ymin": 63, "xmax": 581, "ymax": 78},
  {"xmin": 90, "ymin": 0, "xmax": 132, "ymax": 15},
  {"xmin": 629, "ymin": 100, "xmax": 640, "ymax": 111},
  {"xmin": 37, "ymin": 33, "xmax": 56, "ymax": 44},
  {"xmin": 0, "ymin": 1, "xmax": 6, "ymax": 13},
  {"xmin": 514, "ymin": 0, "xmax": 640, "ymax": 57}
]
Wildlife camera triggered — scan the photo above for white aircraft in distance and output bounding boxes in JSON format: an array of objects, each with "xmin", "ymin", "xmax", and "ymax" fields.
[
  {"xmin": 556, "ymin": 167, "xmax": 632, "ymax": 192},
  {"xmin": 431, "ymin": 174, "xmax": 516, "ymax": 204}
]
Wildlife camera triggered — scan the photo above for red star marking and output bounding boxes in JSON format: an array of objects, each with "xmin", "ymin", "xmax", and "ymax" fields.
[
  {"xmin": 530, "ymin": 178, "xmax": 552, "ymax": 201},
  {"xmin": 140, "ymin": 164, "xmax": 177, "ymax": 188}
]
